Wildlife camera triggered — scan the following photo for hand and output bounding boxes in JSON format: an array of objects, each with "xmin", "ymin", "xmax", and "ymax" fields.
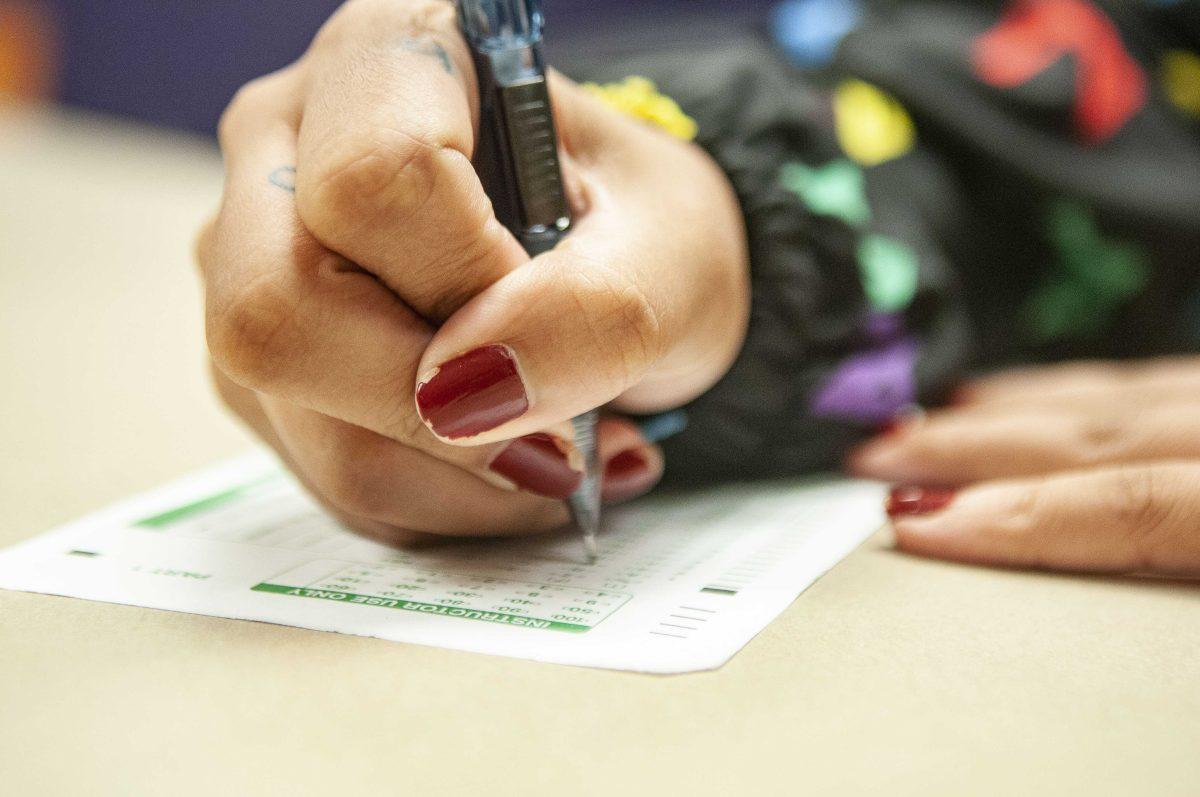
[
  {"xmin": 847, "ymin": 358, "xmax": 1200, "ymax": 577},
  {"xmin": 197, "ymin": 0, "xmax": 749, "ymax": 542}
]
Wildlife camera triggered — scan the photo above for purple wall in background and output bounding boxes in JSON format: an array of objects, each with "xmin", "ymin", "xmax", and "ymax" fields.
[{"xmin": 51, "ymin": 0, "xmax": 774, "ymax": 134}]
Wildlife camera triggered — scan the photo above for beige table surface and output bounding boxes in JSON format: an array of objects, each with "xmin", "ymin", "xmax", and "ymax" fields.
[{"xmin": 1, "ymin": 103, "xmax": 1197, "ymax": 797}]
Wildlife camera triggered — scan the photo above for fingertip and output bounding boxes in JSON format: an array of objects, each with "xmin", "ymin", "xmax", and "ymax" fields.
[
  {"xmin": 844, "ymin": 438, "xmax": 900, "ymax": 478},
  {"xmin": 595, "ymin": 416, "xmax": 663, "ymax": 503},
  {"xmin": 885, "ymin": 485, "xmax": 957, "ymax": 518},
  {"xmin": 890, "ymin": 514, "xmax": 1009, "ymax": 570},
  {"xmin": 885, "ymin": 485, "xmax": 989, "ymax": 564},
  {"xmin": 890, "ymin": 517, "xmax": 951, "ymax": 556},
  {"xmin": 886, "ymin": 482, "xmax": 1043, "ymax": 570},
  {"xmin": 601, "ymin": 445, "xmax": 663, "ymax": 504},
  {"xmin": 414, "ymin": 344, "xmax": 532, "ymax": 442},
  {"xmin": 844, "ymin": 417, "xmax": 918, "ymax": 477},
  {"xmin": 488, "ymin": 432, "xmax": 584, "ymax": 500}
]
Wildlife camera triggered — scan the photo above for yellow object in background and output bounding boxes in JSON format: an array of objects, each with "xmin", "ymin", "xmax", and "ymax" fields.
[
  {"xmin": 833, "ymin": 79, "xmax": 915, "ymax": 167},
  {"xmin": 0, "ymin": 1, "xmax": 58, "ymax": 100},
  {"xmin": 582, "ymin": 76, "xmax": 699, "ymax": 141},
  {"xmin": 1162, "ymin": 50, "xmax": 1200, "ymax": 118}
]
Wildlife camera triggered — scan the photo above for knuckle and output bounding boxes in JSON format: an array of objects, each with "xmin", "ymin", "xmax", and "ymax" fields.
[
  {"xmin": 314, "ymin": 0, "xmax": 455, "ymax": 52},
  {"xmin": 1109, "ymin": 467, "xmax": 1167, "ymax": 531},
  {"xmin": 405, "ymin": 0, "xmax": 458, "ymax": 35},
  {"xmin": 564, "ymin": 263, "xmax": 663, "ymax": 388},
  {"xmin": 302, "ymin": 131, "xmax": 447, "ymax": 242},
  {"xmin": 217, "ymin": 71, "xmax": 289, "ymax": 150},
  {"xmin": 206, "ymin": 272, "xmax": 299, "ymax": 389},
  {"xmin": 313, "ymin": 442, "xmax": 390, "ymax": 521},
  {"xmin": 413, "ymin": 216, "xmax": 507, "ymax": 321},
  {"xmin": 988, "ymin": 483, "xmax": 1058, "ymax": 565},
  {"xmin": 1108, "ymin": 466, "xmax": 1175, "ymax": 566},
  {"xmin": 1074, "ymin": 415, "xmax": 1126, "ymax": 465},
  {"xmin": 383, "ymin": 396, "xmax": 435, "ymax": 446},
  {"xmin": 1005, "ymin": 485, "xmax": 1046, "ymax": 537}
]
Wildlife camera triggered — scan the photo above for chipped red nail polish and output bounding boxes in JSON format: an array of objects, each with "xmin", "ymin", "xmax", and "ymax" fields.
[
  {"xmin": 416, "ymin": 345, "xmax": 529, "ymax": 439},
  {"xmin": 489, "ymin": 434, "xmax": 582, "ymax": 500},
  {"xmin": 886, "ymin": 485, "xmax": 956, "ymax": 518}
]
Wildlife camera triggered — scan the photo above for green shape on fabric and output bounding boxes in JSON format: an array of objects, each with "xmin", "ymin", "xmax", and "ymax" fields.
[
  {"xmin": 1023, "ymin": 279, "xmax": 1109, "ymax": 342},
  {"xmin": 1046, "ymin": 201, "xmax": 1150, "ymax": 296},
  {"xmin": 779, "ymin": 159, "xmax": 871, "ymax": 228},
  {"xmin": 858, "ymin": 234, "xmax": 919, "ymax": 312},
  {"xmin": 1045, "ymin": 201, "xmax": 1095, "ymax": 267},
  {"xmin": 1023, "ymin": 200, "xmax": 1151, "ymax": 343}
]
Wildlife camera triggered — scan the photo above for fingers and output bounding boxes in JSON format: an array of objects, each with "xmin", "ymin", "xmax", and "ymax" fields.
[
  {"xmin": 414, "ymin": 81, "xmax": 749, "ymax": 444},
  {"xmin": 202, "ymin": 0, "xmax": 688, "ymax": 542},
  {"xmin": 595, "ymin": 416, "xmax": 664, "ymax": 504},
  {"xmin": 870, "ymin": 406, "xmax": 1200, "ymax": 484},
  {"xmin": 259, "ymin": 396, "xmax": 570, "ymax": 536},
  {"xmin": 958, "ymin": 357, "xmax": 1200, "ymax": 409},
  {"xmin": 294, "ymin": 0, "xmax": 530, "ymax": 323},
  {"xmin": 209, "ymin": 365, "xmax": 429, "ymax": 545},
  {"xmin": 208, "ymin": 80, "xmax": 436, "ymax": 448},
  {"xmin": 209, "ymin": 74, "xmax": 597, "ymax": 504},
  {"xmin": 207, "ymin": 171, "xmax": 587, "ymax": 501},
  {"xmin": 886, "ymin": 463, "xmax": 1200, "ymax": 576},
  {"xmin": 213, "ymin": 364, "xmax": 657, "ymax": 537},
  {"xmin": 848, "ymin": 402, "xmax": 1200, "ymax": 485}
]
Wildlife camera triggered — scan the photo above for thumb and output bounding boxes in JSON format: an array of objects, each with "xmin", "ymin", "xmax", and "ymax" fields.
[
  {"xmin": 411, "ymin": 76, "xmax": 746, "ymax": 445},
  {"xmin": 409, "ymin": 227, "xmax": 669, "ymax": 443}
]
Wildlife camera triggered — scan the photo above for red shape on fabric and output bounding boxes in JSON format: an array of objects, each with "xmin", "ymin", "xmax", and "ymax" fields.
[{"xmin": 971, "ymin": 0, "xmax": 1147, "ymax": 143}]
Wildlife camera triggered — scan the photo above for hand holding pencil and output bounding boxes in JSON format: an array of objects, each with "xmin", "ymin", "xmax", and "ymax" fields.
[{"xmin": 197, "ymin": 0, "xmax": 750, "ymax": 544}]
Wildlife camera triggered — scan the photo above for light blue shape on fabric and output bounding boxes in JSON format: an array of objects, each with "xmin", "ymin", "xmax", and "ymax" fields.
[
  {"xmin": 637, "ymin": 410, "xmax": 690, "ymax": 444},
  {"xmin": 771, "ymin": 0, "xmax": 863, "ymax": 67}
]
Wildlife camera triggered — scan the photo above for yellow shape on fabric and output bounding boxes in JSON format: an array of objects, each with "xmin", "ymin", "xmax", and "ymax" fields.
[
  {"xmin": 1162, "ymin": 50, "xmax": 1200, "ymax": 118},
  {"xmin": 833, "ymin": 79, "xmax": 916, "ymax": 167},
  {"xmin": 582, "ymin": 76, "xmax": 699, "ymax": 140}
]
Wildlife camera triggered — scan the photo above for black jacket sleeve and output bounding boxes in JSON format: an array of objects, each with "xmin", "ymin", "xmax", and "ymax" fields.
[
  {"xmin": 576, "ymin": 0, "xmax": 1200, "ymax": 487},
  {"xmin": 582, "ymin": 39, "xmax": 974, "ymax": 485}
]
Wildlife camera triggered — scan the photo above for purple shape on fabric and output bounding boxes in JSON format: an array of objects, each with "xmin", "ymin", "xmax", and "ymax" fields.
[
  {"xmin": 863, "ymin": 311, "xmax": 906, "ymax": 344},
  {"xmin": 810, "ymin": 338, "xmax": 918, "ymax": 424}
]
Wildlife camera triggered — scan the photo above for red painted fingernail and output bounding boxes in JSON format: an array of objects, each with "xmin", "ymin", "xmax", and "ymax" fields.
[
  {"xmin": 601, "ymin": 448, "xmax": 653, "ymax": 503},
  {"xmin": 878, "ymin": 417, "xmax": 906, "ymax": 437},
  {"xmin": 489, "ymin": 434, "xmax": 582, "ymax": 500},
  {"xmin": 886, "ymin": 486, "xmax": 956, "ymax": 518},
  {"xmin": 416, "ymin": 345, "xmax": 529, "ymax": 439}
]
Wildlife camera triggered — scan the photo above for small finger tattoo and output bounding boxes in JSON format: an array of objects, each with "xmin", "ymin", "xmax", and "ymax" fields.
[
  {"xmin": 398, "ymin": 36, "xmax": 454, "ymax": 74},
  {"xmin": 268, "ymin": 165, "xmax": 296, "ymax": 193}
]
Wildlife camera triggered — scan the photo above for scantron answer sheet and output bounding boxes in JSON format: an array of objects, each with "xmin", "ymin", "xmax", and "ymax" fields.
[{"xmin": 0, "ymin": 451, "xmax": 885, "ymax": 673}]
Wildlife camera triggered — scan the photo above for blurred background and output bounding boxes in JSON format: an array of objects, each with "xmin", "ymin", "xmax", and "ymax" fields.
[{"xmin": 0, "ymin": 0, "xmax": 780, "ymax": 133}]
